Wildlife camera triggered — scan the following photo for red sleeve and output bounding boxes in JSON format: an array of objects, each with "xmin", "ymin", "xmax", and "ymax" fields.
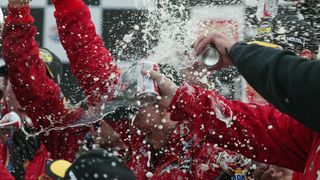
[
  {"xmin": 52, "ymin": 0, "xmax": 120, "ymax": 103},
  {"xmin": 0, "ymin": 163, "xmax": 14, "ymax": 180},
  {"xmin": 2, "ymin": 5, "xmax": 65, "ymax": 130},
  {"xmin": 2, "ymin": 5, "xmax": 89, "ymax": 161},
  {"xmin": 168, "ymin": 84, "xmax": 315, "ymax": 172},
  {"xmin": 51, "ymin": 0, "xmax": 133, "ymax": 152}
]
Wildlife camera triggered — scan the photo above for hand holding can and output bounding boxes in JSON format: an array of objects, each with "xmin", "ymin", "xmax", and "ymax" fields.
[
  {"xmin": 146, "ymin": 70, "xmax": 178, "ymax": 110},
  {"xmin": 136, "ymin": 61, "xmax": 160, "ymax": 106},
  {"xmin": 193, "ymin": 32, "xmax": 237, "ymax": 71}
]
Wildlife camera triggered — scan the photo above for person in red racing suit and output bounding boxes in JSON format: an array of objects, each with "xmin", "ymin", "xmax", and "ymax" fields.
[
  {"xmin": 147, "ymin": 68, "xmax": 319, "ymax": 180},
  {"xmin": 2, "ymin": 0, "xmax": 300, "ymax": 180},
  {"xmin": 0, "ymin": 0, "xmax": 109, "ymax": 179},
  {"xmin": 51, "ymin": 0, "xmax": 261, "ymax": 179}
]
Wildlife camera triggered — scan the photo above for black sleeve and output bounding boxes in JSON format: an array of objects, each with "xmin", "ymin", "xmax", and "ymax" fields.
[{"xmin": 229, "ymin": 43, "xmax": 320, "ymax": 132}]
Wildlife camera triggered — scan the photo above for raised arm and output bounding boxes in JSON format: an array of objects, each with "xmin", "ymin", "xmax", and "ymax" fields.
[
  {"xmin": 168, "ymin": 84, "xmax": 315, "ymax": 172},
  {"xmin": 193, "ymin": 32, "xmax": 320, "ymax": 132},
  {"xmin": 2, "ymin": 3, "xmax": 66, "ymax": 130},
  {"xmin": 52, "ymin": 0, "xmax": 120, "ymax": 103},
  {"xmin": 2, "ymin": 2, "xmax": 89, "ymax": 160},
  {"xmin": 230, "ymin": 43, "xmax": 320, "ymax": 132}
]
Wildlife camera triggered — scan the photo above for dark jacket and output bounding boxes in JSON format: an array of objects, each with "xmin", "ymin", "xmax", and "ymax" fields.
[{"xmin": 229, "ymin": 42, "xmax": 320, "ymax": 132}]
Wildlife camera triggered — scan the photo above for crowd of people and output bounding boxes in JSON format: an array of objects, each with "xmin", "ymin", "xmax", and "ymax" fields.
[{"xmin": 0, "ymin": 0, "xmax": 319, "ymax": 179}]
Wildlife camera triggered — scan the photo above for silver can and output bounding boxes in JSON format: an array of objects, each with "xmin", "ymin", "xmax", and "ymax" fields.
[
  {"xmin": 136, "ymin": 61, "xmax": 160, "ymax": 106},
  {"xmin": 199, "ymin": 45, "xmax": 220, "ymax": 68}
]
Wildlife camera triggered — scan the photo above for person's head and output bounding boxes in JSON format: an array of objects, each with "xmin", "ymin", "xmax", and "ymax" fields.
[
  {"xmin": 39, "ymin": 48, "xmax": 63, "ymax": 85},
  {"xmin": 46, "ymin": 148, "xmax": 135, "ymax": 180},
  {"xmin": 254, "ymin": 7, "xmax": 319, "ymax": 59},
  {"xmin": 133, "ymin": 64, "xmax": 181, "ymax": 150}
]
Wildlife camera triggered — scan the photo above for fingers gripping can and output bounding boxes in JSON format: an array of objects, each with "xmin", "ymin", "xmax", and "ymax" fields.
[
  {"xmin": 136, "ymin": 61, "xmax": 160, "ymax": 106},
  {"xmin": 199, "ymin": 45, "xmax": 221, "ymax": 68}
]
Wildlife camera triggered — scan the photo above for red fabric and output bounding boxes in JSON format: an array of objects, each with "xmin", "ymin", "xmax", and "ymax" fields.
[
  {"xmin": 52, "ymin": 0, "xmax": 85, "ymax": 18},
  {"xmin": 2, "ymin": 4, "xmax": 91, "ymax": 180},
  {"xmin": 52, "ymin": 0, "xmax": 133, "ymax": 150},
  {"xmin": 2, "ymin": 5, "xmax": 89, "ymax": 161},
  {"xmin": 169, "ymin": 84, "xmax": 320, "ymax": 179},
  {"xmin": 0, "ymin": 163, "xmax": 14, "ymax": 180},
  {"xmin": 24, "ymin": 144, "xmax": 50, "ymax": 180},
  {"xmin": 292, "ymin": 171, "xmax": 304, "ymax": 180},
  {"xmin": 124, "ymin": 120, "xmax": 245, "ymax": 180},
  {"xmin": 53, "ymin": 0, "xmax": 120, "ymax": 104},
  {"xmin": 0, "ymin": 136, "xmax": 50, "ymax": 180}
]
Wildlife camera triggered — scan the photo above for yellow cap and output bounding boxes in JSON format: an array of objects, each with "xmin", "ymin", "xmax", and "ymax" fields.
[
  {"xmin": 47, "ymin": 160, "xmax": 72, "ymax": 178},
  {"xmin": 248, "ymin": 41, "xmax": 283, "ymax": 49}
]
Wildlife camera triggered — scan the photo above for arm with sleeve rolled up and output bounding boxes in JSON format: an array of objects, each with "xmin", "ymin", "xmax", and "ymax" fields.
[
  {"xmin": 229, "ymin": 43, "xmax": 320, "ymax": 132},
  {"xmin": 168, "ymin": 84, "xmax": 315, "ymax": 173},
  {"xmin": 52, "ymin": 0, "xmax": 120, "ymax": 103}
]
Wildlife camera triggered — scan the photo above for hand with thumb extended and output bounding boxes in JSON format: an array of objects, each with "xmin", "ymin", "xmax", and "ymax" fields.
[{"xmin": 145, "ymin": 70, "xmax": 178, "ymax": 109}]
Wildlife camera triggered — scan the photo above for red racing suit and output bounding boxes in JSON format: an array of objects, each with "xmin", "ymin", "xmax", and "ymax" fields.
[
  {"xmin": 168, "ymin": 84, "xmax": 320, "ymax": 179},
  {"xmin": 52, "ymin": 0, "xmax": 254, "ymax": 179},
  {"xmin": 1, "ymin": 4, "xmax": 92, "ymax": 180}
]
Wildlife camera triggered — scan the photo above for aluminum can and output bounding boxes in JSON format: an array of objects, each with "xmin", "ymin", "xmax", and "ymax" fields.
[
  {"xmin": 136, "ymin": 61, "xmax": 160, "ymax": 106},
  {"xmin": 199, "ymin": 45, "xmax": 221, "ymax": 68}
]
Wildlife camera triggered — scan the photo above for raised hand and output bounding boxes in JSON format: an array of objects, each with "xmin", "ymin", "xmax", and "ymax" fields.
[
  {"xmin": 147, "ymin": 70, "xmax": 178, "ymax": 109},
  {"xmin": 192, "ymin": 32, "xmax": 237, "ymax": 70}
]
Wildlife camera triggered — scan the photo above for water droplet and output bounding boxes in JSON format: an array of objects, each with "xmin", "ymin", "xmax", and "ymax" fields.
[{"xmin": 146, "ymin": 172, "xmax": 153, "ymax": 178}]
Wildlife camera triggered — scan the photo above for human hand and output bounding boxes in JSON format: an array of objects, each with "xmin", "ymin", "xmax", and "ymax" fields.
[
  {"xmin": 192, "ymin": 32, "xmax": 237, "ymax": 70},
  {"xmin": 8, "ymin": 0, "xmax": 31, "ymax": 8},
  {"xmin": 146, "ymin": 70, "xmax": 178, "ymax": 109},
  {"xmin": 253, "ymin": 164, "xmax": 293, "ymax": 180}
]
